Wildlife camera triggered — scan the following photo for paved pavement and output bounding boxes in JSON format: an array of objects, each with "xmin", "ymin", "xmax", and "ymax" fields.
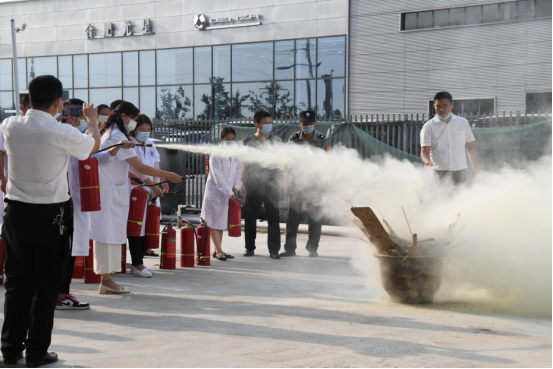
[{"xmin": 0, "ymin": 232, "xmax": 550, "ymax": 368}]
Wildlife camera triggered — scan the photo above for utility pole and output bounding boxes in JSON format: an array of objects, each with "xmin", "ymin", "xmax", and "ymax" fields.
[{"xmin": 10, "ymin": 18, "xmax": 26, "ymax": 116}]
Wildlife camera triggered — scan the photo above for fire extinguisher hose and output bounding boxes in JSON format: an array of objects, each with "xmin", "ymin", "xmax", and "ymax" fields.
[{"xmin": 93, "ymin": 143, "xmax": 153, "ymax": 154}]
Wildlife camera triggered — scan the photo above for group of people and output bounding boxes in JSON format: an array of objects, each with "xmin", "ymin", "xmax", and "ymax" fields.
[{"xmin": 0, "ymin": 75, "xmax": 478, "ymax": 368}]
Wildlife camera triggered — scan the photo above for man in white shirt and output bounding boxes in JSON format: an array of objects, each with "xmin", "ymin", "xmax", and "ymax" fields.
[
  {"xmin": 420, "ymin": 91, "xmax": 479, "ymax": 184},
  {"xmin": 0, "ymin": 75, "xmax": 100, "ymax": 367}
]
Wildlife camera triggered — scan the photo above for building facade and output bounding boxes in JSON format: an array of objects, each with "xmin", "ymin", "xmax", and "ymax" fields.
[{"xmin": 0, "ymin": 0, "xmax": 550, "ymax": 121}]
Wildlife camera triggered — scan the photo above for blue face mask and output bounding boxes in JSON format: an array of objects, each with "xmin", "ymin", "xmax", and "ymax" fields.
[
  {"xmin": 137, "ymin": 132, "xmax": 150, "ymax": 142},
  {"xmin": 302, "ymin": 125, "xmax": 315, "ymax": 134},
  {"xmin": 77, "ymin": 119, "xmax": 87, "ymax": 132},
  {"xmin": 261, "ymin": 124, "xmax": 272, "ymax": 134},
  {"xmin": 437, "ymin": 112, "xmax": 452, "ymax": 121},
  {"xmin": 53, "ymin": 98, "xmax": 62, "ymax": 119},
  {"xmin": 224, "ymin": 140, "xmax": 236, "ymax": 145}
]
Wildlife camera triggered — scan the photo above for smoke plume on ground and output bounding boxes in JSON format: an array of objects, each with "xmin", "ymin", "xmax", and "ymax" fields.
[{"xmin": 159, "ymin": 142, "xmax": 552, "ymax": 317}]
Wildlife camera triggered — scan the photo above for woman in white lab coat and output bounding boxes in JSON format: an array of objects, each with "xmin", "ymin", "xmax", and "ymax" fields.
[
  {"xmin": 89, "ymin": 102, "xmax": 182, "ymax": 294},
  {"xmin": 127, "ymin": 114, "xmax": 168, "ymax": 278},
  {"xmin": 200, "ymin": 127, "xmax": 243, "ymax": 261}
]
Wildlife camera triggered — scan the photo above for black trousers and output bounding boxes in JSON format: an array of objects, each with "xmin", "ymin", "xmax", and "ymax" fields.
[
  {"xmin": 128, "ymin": 236, "xmax": 144, "ymax": 266},
  {"xmin": 1, "ymin": 201, "xmax": 69, "ymax": 362},
  {"xmin": 59, "ymin": 255, "xmax": 75, "ymax": 295},
  {"xmin": 285, "ymin": 193, "xmax": 322, "ymax": 252},
  {"xmin": 436, "ymin": 169, "xmax": 470, "ymax": 185},
  {"xmin": 244, "ymin": 183, "xmax": 281, "ymax": 254}
]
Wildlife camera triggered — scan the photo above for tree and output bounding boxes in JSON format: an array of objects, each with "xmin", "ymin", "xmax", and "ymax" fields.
[
  {"xmin": 156, "ymin": 87, "xmax": 191, "ymax": 119},
  {"xmin": 247, "ymin": 82, "xmax": 294, "ymax": 118}
]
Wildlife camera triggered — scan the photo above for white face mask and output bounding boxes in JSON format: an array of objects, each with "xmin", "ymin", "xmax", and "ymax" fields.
[
  {"xmin": 126, "ymin": 118, "xmax": 137, "ymax": 132},
  {"xmin": 99, "ymin": 115, "xmax": 108, "ymax": 124}
]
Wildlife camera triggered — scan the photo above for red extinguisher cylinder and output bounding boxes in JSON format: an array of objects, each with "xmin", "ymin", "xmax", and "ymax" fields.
[
  {"xmin": 116, "ymin": 244, "xmax": 127, "ymax": 274},
  {"xmin": 144, "ymin": 202, "xmax": 161, "ymax": 249},
  {"xmin": 180, "ymin": 225, "xmax": 195, "ymax": 268},
  {"xmin": 161, "ymin": 226, "xmax": 177, "ymax": 269},
  {"xmin": 72, "ymin": 256, "xmax": 84, "ymax": 278},
  {"xmin": 79, "ymin": 157, "xmax": 101, "ymax": 212},
  {"xmin": 84, "ymin": 240, "xmax": 101, "ymax": 284},
  {"xmin": 127, "ymin": 185, "xmax": 149, "ymax": 237},
  {"xmin": 196, "ymin": 224, "xmax": 211, "ymax": 266},
  {"xmin": 228, "ymin": 199, "xmax": 241, "ymax": 237}
]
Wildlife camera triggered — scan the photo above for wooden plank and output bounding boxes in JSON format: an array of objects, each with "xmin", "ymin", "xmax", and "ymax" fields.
[{"xmin": 351, "ymin": 207, "xmax": 396, "ymax": 255}]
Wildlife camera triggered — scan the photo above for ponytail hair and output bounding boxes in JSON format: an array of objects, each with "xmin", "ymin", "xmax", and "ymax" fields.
[{"xmin": 101, "ymin": 102, "xmax": 140, "ymax": 139}]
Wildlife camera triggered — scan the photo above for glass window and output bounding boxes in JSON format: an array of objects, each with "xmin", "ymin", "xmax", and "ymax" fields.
[
  {"xmin": 275, "ymin": 41, "xmax": 295, "ymax": 80},
  {"xmin": 74, "ymin": 89, "xmax": 88, "ymax": 102},
  {"xmin": 212, "ymin": 83, "xmax": 230, "ymax": 119},
  {"xmin": 466, "ymin": 6, "xmax": 483, "ymax": 24},
  {"xmin": 27, "ymin": 57, "xmax": 57, "ymax": 82},
  {"xmin": 317, "ymin": 78, "xmax": 345, "ymax": 117},
  {"xmin": 418, "ymin": 11, "xmax": 433, "ymax": 28},
  {"xmin": 58, "ymin": 56, "xmax": 72, "ymax": 89},
  {"xmin": 89, "ymin": 53, "xmax": 122, "ymax": 88},
  {"xmin": 73, "ymin": 55, "xmax": 88, "ymax": 88},
  {"xmin": 296, "ymin": 80, "xmax": 316, "ymax": 113},
  {"xmin": 232, "ymin": 42, "xmax": 273, "ymax": 82},
  {"xmin": 123, "ymin": 87, "xmax": 139, "ymax": 108},
  {"xmin": 404, "ymin": 13, "xmax": 417, "ymax": 30},
  {"xmin": 194, "ymin": 47, "xmax": 212, "ymax": 84},
  {"xmin": 140, "ymin": 51, "xmax": 155, "ymax": 86},
  {"xmin": 232, "ymin": 81, "xmax": 273, "ymax": 117},
  {"xmin": 89, "ymin": 88, "xmax": 122, "ymax": 107},
  {"xmin": 0, "ymin": 91, "xmax": 14, "ymax": 121},
  {"xmin": 535, "ymin": 0, "xmax": 552, "ymax": 17},
  {"xmin": 194, "ymin": 84, "xmax": 212, "ymax": 119},
  {"xmin": 526, "ymin": 92, "xmax": 552, "ymax": 112},
  {"xmin": 296, "ymin": 39, "xmax": 316, "ymax": 79},
  {"xmin": 434, "ymin": 9, "xmax": 449, "ymax": 27},
  {"xmin": 0, "ymin": 59, "xmax": 12, "ymax": 90},
  {"xmin": 317, "ymin": 36, "xmax": 345, "ymax": 78},
  {"xmin": 156, "ymin": 85, "xmax": 193, "ymax": 119},
  {"xmin": 123, "ymin": 51, "xmax": 138, "ymax": 86},
  {"xmin": 213, "ymin": 45, "xmax": 230, "ymax": 83},
  {"xmin": 17, "ymin": 58, "xmax": 26, "ymax": 90},
  {"xmin": 500, "ymin": 2, "xmax": 517, "ymax": 21},
  {"xmin": 140, "ymin": 87, "xmax": 155, "ymax": 120},
  {"xmin": 63, "ymin": 90, "xmax": 72, "ymax": 99},
  {"xmin": 517, "ymin": 0, "xmax": 534, "ymax": 19},
  {"xmin": 483, "ymin": 4, "xmax": 499, "ymax": 22},
  {"xmin": 273, "ymin": 81, "xmax": 295, "ymax": 118},
  {"xmin": 156, "ymin": 48, "xmax": 192, "ymax": 85},
  {"xmin": 450, "ymin": 7, "xmax": 465, "ymax": 26}
]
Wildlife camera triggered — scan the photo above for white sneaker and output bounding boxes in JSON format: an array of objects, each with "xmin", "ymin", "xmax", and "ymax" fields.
[
  {"xmin": 131, "ymin": 266, "xmax": 152, "ymax": 278},
  {"xmin": 145, "ymin": 266, "xmax": 154, "ymax": 274}
]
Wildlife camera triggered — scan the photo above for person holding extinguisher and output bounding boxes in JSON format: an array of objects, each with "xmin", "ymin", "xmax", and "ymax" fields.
[
  {"xmin": 127, "ymin": 114, "xmax": 168, "ymax": 277},
  {"xmin": 89, "ymin": 102, "xmax": 182, "ymax": 294},
  {"xmin": 200, "ymin": 127, "xmax": 243, "ymax": 261}
]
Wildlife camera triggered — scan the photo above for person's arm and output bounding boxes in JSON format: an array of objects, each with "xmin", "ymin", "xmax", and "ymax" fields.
[
  {"xmin": 154, "ymin": 162, "xmax": 169, "ymax": 193},
  {"xmin": 466, "ymin": 142, "xmax": 479, "ymax": 175},
  {"xmin": 82, "ymin": 103, "xmax": 101, "ymax": 154},
  {"xmin": 126, "ymin": 156, "xmax": 182, "ymax": 183},
  {"xmin": 232, "ymin": 160, "xmax": 243, "ymax": 199},
  {"xmin": 420, "ymin": 124, "xmax": 433, "ymax": 167},
  {"xmin": 421, "ymin": 146, "xmax": 432, "ymax": 167},
  {"xmin": 210, "ymin": 156, "xmax": 234, "ymax": 198},
  {"xmin": 0, "ymin": 151, "xmax": 6, "ymax": 194}
]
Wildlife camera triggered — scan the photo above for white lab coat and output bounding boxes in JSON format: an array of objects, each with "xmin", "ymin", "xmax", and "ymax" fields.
[
  {"xmin": 89, "ymin": 126, "xmax": 137, "ymax": 244},
  {"xmin": 128, "ymin": 137, "xmax": 161, "ymax": 237},
  {"xmin": 0, "ymin": 128, "xmax": 7, "ymax": 224},
  {"xmin": 200, "ymin": 152, "xmax": 243, "ymax": 230}
]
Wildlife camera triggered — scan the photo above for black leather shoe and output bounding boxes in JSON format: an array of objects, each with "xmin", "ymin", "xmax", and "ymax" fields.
[
  {"xmin": 309, "ymin": 251, "xmax": 319, "ymax": 258},
  {"xmin": 280, "ymin": 250, "xmax": 296, "ymax": 257},
  {"xmin": 25, "ymin": 352, "xmax": 58, "ymax": 368},
  {"xmin": 270, "ymin": 253, "xmax": 281, "ymax": 259},
  {"xmin": 3, "ymin": 352, "xmax": 23, "ymax": 365},
  {"xmin": 243, "ymin": 250, "xmax": 255, "ymax": 257}
]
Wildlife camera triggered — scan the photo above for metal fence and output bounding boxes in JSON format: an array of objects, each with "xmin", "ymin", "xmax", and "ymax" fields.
[{"xmin": 154, "ymin": 110, "xmax": 550, "ymax": 213}]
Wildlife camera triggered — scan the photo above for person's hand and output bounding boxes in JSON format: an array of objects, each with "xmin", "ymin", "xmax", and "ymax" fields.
[
  {"xmin": 424, "ymin": 163, "xmax": 433, "ymax": 169},
  {"xmin": 167, "ymin": 172, "xmax": 182, "ymax": 183},
  {"xmin": 129, "ymin": 177, "xmax": 140, "ymax": 186},
  {"xmin": 110, "ymin": 140, "xmax": 135, "ymax": 156},
  {"xmin": 0, "ymin": 175, "xmax": 6, "ymax": 194},
  {"xmin": 162, "ymin": 182, "xmax": 170, "ymax": 193},
  {"xmin": 151, "ymin": 186, "xmax": 163, "ymax": 198},
  {"xmin": 82, "ymin": 103, "xmax": 97, "ymax": 122},
  {"xmin": 240, "ymin": 184, "xmax": 246, "ymax": 197},
  {"xmin": 233, "ymin": 188, "xmax": 239, "ymax": 197},
  {"xmin": 230, "ymin": 194, "xmax": 237, "ymax": 201}
]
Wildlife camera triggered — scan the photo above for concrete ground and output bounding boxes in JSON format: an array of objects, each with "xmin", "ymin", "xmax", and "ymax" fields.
[{"xmin": 0, "ymin": 232, "xmax": 550, "ymax": 368}]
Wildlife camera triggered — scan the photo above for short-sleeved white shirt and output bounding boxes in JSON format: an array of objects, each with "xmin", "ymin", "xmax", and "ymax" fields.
[
  {"xmin": 0, "ymin": 128, "xmax": 9, "ymax": 179},
  {"xmin": 420, "ymin": 114, "xmax": 475, "ymax": 171},
  {"xmin": 1, "ymin": 109, "xmax": 95, "ymax": 204}
]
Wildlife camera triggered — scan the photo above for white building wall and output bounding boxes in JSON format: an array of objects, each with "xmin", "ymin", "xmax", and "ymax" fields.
[{"xmin": 349, "ymin": 0, "xmax": 552, "ymax": 114}]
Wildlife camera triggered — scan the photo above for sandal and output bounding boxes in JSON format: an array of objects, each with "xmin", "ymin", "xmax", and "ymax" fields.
[
  {"xmin": 213, "ymin": 251, "xmax": 227, "ymax": 261},
  {"xmin": 224, "ymin": 254, "xmax": 235, "ymax": 259},
  {"xmin": 145, "ymin": 251, "xmax": 159, "ymax": 257}
]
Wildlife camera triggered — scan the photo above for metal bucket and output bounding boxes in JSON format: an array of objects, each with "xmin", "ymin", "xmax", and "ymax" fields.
[{"xmin": 374, "ymin": 253, "xmax": 444, "ymax": 304}]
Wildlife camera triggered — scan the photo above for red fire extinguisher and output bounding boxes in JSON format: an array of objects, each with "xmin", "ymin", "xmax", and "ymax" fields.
[
  {"xmin": 144, "ymin": 200, "xmax": 161, "ymax": 250},
  {"xmin": 72, "ymin": 256, "xmax": 84, "ymax": 278},
  {"xmin": 116, "ymin": 244, "xmax": 127, "ymax": 274},
  {"xmin": 0, "ymin": 236, "xmax": 4, "ymax": 286},
  {"xmin": 228, "ymin": 199, "xmax": 242, "ymax": 237},
  {"xmin": 84, "ymin": 240, "xmax": 101, "ymax": 284},
  {"xmin": 196, "ymin": 222, "xmax": 211, "ymax": 266},
  {"xmin": 79, "ymin": 157, "xmax": 102, "ymax": 212},
  {"xmin": 161, "ymin": 223, "xmax": 177, "ymax": 269},
  {"xmin": 205, "ymin": 155, "xmax": 209, "ymax": 174},
  {"xmin": 180, "ymin": 222, "xmax": 195, "ymax": 268},
  {"xmin": 127, "ymin": 185, "xmax": 149, "ymax": 237}
]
